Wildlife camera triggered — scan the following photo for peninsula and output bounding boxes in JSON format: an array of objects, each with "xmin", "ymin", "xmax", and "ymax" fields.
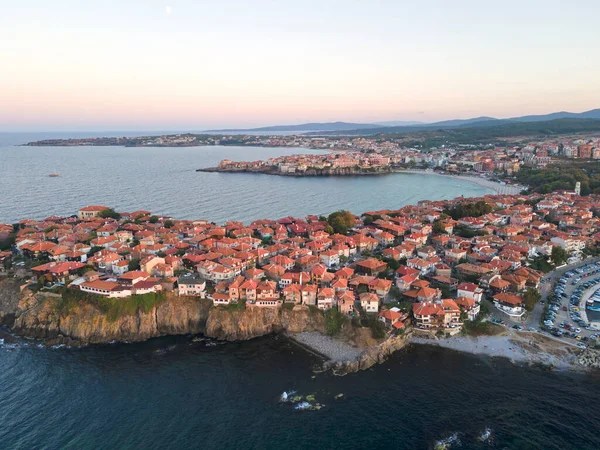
[{"xmin": 2, "ymin": 186, "xmax": 600, "ymax": 372}]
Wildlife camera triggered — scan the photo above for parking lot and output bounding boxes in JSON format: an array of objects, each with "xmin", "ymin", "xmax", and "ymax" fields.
[
  {"xmin": 485, "ymin": 258, "xmax": 600, "ymax": 349},
  {"xmin": 541, "ymin": 259, "xmax": 600, "ymax": 348}
]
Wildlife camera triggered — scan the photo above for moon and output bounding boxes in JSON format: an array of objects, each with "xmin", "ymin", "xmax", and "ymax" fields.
[{"xmin": 166, "ymin": 6, "xmax": 172, "ymax": 15}]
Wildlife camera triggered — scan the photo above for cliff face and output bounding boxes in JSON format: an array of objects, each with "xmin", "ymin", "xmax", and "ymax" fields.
[
  {"xmin": 10, "ymin": 291, "xmax": 213, "ymax": 345},
  {"xmin": 1, "ymin": 283, "xmax": 326, "ymax": 346},
  {"xmin": 0, "ymin": 281, "xmax": 409, "ymax": 375},
  {"xmin": 0, "ymin": 278, "xmax": 22, "ymax": 327},
  {"xmin": 205, "ymin": 305, "xmax": 326, "ymax": 341}
]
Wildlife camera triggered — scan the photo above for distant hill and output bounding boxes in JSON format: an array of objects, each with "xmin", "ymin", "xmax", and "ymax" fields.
[
  {"xmin": 205, "ymin": 122, "xmax": 383, "ymax": 133},
  {"xmin": 373, "ymin": 120, "xmax": 425, "ymax": 127},
  {"xmin": 508, "ymin": 109, "xmax": 600, "ymax": 123},
  {"xmin": 423, "ymin": 116, "xmax": 498, "ymax": 128},
  {"xmin": 387, "ymin": 118, "xmax": 600, "ymax": 145},
  {"xmin": 309, "ymin": 108, "xmax": 600, "ymax": 136}
]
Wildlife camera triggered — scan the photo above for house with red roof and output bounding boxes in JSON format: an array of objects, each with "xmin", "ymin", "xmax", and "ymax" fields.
[
  {"xmin": 337, "ymin": 291, "xmax": 355, "ymax": 314},
  {"xmin": 412, "ymin": 300, "xmax": 461, "ymax": 330},
  {"xmin": 319, "ymin": 249, "xmax": 340, "ymax": 268},
  {"xmin": 32, "ymin": 261, "xmax": 86, "ymax": 284},
  {"xmin": 355, "ymin": 258, "xmax": 387, "ymax": 275},
  {"xmin": 301, "ymin": 284, "xmax": 318, "ymax": 306},
  {"xmin": 317, "ymin": 288, "xmax": 335, "ymax": 310},
  {"xmin": 454, "ymin": 296, "xmax": 480, "ymax": 321},
  {"xmin": 457, "ymin": 282, "xmax": 484, "ymax": 303},
  {"xmin": 78, "ymin": 205, "xmax": 109, "ymax": 219},
  {"xmin": 368, "ymin": 278, "xmax": 392, "ymax": 298},
  {"xmin": 359, "ymin": 292, "xmax": 380, "ymax": 313},
  {"xmin": 493, "ymin": 292, "xmax": 525, "ymax": 319},
  {"xmin": 378, "ymin": 307, "xmax": 408, "ymax": 329}
]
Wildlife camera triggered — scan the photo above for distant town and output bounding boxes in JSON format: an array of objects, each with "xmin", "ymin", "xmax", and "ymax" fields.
[{"xmin": 26, "ymin": 133, "xmax": 600, "ymax": 183}]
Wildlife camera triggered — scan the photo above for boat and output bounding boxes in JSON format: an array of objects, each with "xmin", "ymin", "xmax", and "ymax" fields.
[{"xmin": 49, "ymin": 173, "xmax": 59, "ymax": 177}]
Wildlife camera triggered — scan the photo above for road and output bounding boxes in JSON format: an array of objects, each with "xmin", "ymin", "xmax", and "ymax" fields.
[{"xmin": 487, "ymin": 256, "xmax": 600, "ymax": 344}]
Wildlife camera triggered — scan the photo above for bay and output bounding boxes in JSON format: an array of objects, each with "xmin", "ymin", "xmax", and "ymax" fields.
[{"xmin": 0, "ymin": 133, "xmax": 491, "ymax": 224}]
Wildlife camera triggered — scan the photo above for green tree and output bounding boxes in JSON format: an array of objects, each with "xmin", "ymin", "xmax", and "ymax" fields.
[
  {"xmin": 432, "ymin": 221, "xmax": 446, "ymax": 234},
  {"xmin": 440, "ymin": 285, "xmax": 451, "ymax": 299},
  {"xmin": 383, "ymin": 258, "xmax": 400, "ymax": 271},
  {"xmin": 164, "ymin": 220, "xmax": 175, "ymax": 228},
  {"xmin": 0, "ymin": 232, "xmax": 16, "ymax": 251},
  {"xmin": 551, "ymin": 245, "xmax": 568, "ymax": 266},
  {"xmin": 370, "ymin": 318, "xmax": 386, "ymax": 339},
  {"xmin": 88, "ymin": 246, "xmax": 104, "ymax": 256},
  {"xmin": 148, "ymin": 215, "xmax": 159, "ymax": 224},
  {"xmin": 128, "ymin": 258, "xmax": 140, "ymax": 271},
  {"xmin": 388, "ymin": 286, "xmax": 402, "ymax": 300},
  {"xmin": 327, "ymin": 210, "xmax": 355, "ymax": 235},
  {"xmin": 324, "ymin": 308, "xmax": 347, "ymax": 336},
  {"xmin": 98, "ymin": 208, "xmax": 121, "ymax": 220},
  {"xmin": 329, "ymin": 216, "xmax": 346, "ymax": 234},
  {"xmin": 444, "ymin": 200, "xmax": 492, "ymax": 220},
  {"xmin": 523, "ymin": 287, "xmax": 541, "ymax": 312}
]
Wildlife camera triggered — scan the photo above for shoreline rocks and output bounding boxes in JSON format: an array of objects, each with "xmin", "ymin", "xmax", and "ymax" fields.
[
  {"xmin": 323, "ymin": 333, "xmax": 411, "ymax": 376},
  {"xmin": 576, "ymin": 348, "xmax": 600, "ymax": 369}
]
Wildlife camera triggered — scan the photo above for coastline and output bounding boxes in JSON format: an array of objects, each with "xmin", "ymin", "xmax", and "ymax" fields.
[
  {"xmin": 286, "ymin": 331, "xmax": 362, "ymax": 362},
  {"xmin": 198, "ymin": 166, "xmax": 524, "ymax": 195},
  {"xmin": 410, "ymin": 330, "xmax": 581, "ymax": 370},
  {"xmin": 393, "ymin": 169, "xmax": 524, "ymax": 195}
]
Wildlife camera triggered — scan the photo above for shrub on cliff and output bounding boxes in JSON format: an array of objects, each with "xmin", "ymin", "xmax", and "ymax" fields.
[
  {"xmin": 222, "ymin": 299, "xmax": 246, "ymax": 312},
  {"xmin": 369, "ymin": 318, "xmax": 386, "ymax": 339},
  {"xmin": 324, "ymin": 308, "xmax": 347, "ymax": 336},
  {"xmin": 55, "ymin": 288, "xmax": 167, "ymax": 322}
]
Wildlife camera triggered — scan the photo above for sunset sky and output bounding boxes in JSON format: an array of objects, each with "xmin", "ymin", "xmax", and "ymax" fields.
[{"xmin": 2, "ymin": 0, "xmax": 600, "ymax": 131}]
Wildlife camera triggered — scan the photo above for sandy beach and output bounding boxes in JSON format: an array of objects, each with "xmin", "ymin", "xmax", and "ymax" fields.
[
  {"xmin": 411, "ymin": 330, "xmax": 580, "ymax": 370},
  {"xmin": 397, "ymin": 169, "xmax": 524, "ymax": 195}
]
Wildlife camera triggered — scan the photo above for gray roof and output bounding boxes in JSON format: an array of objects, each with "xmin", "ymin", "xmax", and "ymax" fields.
[{"xmin": 178, "ymin": 274, "xmax": 204, "ymax": 285}]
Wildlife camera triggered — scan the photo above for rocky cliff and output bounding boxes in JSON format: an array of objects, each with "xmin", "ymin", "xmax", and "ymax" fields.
[
  {"xmin": 8, "ymin": 289, "xmax": 212, "ymax": 346},
  {"xmin": 0, "ymin": 280, "xmax": 326, "ymax": 346},
  {"xmin": 324, "ymin": 333, "xmax": 411, "ymax": 375},
  {"xmin": 0, "ymin": 277, "xmax": 22, "ymax": 327},
  {"xmin": 205, "ymin": 305, "xmax": 326, "ymax": 340}
]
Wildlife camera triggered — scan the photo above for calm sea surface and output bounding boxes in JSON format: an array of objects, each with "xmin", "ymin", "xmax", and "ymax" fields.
[
  {"xmin": 1, "ymin": 333, "xmax": 599, "ymax": 450},
  {"xmin": 2, "ymin": 133, "xmax": 599, "ymax": 449},
  {"xmin": 0, "ymin": 133, "xmax": 491, "ymax": 224}
]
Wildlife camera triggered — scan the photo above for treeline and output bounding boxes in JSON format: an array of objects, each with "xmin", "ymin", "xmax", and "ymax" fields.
[
  {"xmin": 385, "ymin": 118, "xmax": 600, "ymax": 144},
  {"xmin": 516, "ymin": 165, "xmax": 600, "ymax": 195}
]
